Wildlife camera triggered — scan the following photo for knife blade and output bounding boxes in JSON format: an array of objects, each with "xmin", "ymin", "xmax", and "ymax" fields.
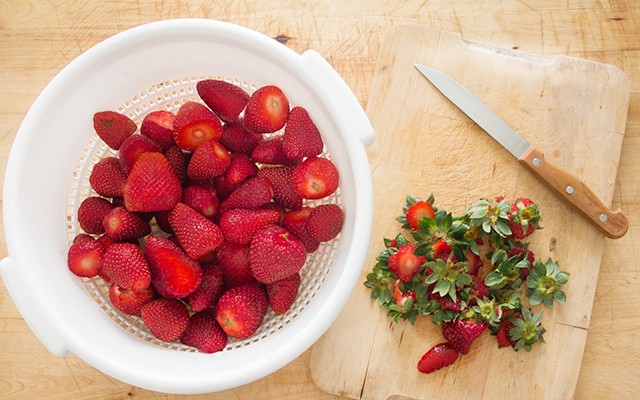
[{"xmin": 414, "ymin": 63, "xmax": 628, "ymax": 239}]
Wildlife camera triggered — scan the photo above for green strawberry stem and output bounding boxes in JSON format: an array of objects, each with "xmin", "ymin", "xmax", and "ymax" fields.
[{"xmin": 365, "ymin": 194, "xmax": 570, "ymax": 355}]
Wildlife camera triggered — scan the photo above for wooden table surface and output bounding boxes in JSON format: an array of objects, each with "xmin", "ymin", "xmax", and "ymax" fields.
[{"xmin": 1, "ymin": 1, "xmax": 639, "ymax": 399}]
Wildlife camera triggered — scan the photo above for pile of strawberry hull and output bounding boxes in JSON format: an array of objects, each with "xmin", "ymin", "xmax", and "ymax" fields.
[
  {"xmin": 365, "ymin": 195, "xmax": 569, "ymax": 374},
  {"xmin": 67, "ymin": 80, "xmax": 344, "ymax": 353}
]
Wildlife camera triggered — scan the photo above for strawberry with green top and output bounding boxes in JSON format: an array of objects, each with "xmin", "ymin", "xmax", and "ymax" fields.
[
  {"xmin": 406, "ymin": 201, "xmax": 435, "ymax": 231},
  {"xmin": 509, "ymin": 197, "xmax": 541, "ymax": 239}
]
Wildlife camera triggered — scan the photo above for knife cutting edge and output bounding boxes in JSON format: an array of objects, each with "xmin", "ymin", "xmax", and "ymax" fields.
[{"xmin": 414, "ymin": 63, "xmax": 628, "ymax": 239}]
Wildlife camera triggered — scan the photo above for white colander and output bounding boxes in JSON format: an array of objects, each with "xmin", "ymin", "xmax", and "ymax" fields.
[{"xmin": 0, "ymin": 19, "xmax": 374, "ymax": 394}]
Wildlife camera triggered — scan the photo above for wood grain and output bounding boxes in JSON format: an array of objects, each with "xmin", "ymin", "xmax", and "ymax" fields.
[
  {"xmin": 1, "ymin": 1, "xmax": 640, "ymax": 399},
  {"xmin": 310, "ymin": 25, "xmax": 629, "ymax": 400}
]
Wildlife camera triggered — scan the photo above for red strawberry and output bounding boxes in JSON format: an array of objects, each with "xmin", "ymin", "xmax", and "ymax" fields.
[
  {"xmin": 100, "ymin": 243, "xmax": 151, "ymax": 290},
  {"xmin": 182, "ymin": 185, "xmax": 219, "ymax": 220},
  {"xmin": 154, "ymin": 210, "xmax": 173, "ymax": 234},
  {"xmin": 266, "ymin": 273, "xmax": 301, "ymax": 314},
  {"xmin": 124, "ymin": 152, "xmax": 182, "ymax": 212},
  {"xmin": 470, "ymin": 275, "xmax": 490, "ymax": 303},
  {"xmin": 219, "ymin": 208, "xmax": 281, "ymax": 245},
  {"xmin": 442, "ymin": 319, "xmax": 488, "ymax": 354},
  {"xmin": 496, "ymin": 319, "xmax": 516, "ymax": 348},
  {"xmin": 218, "ymin": 176, "xmax": 274, "ymax": 214},
  {"xmin": 282, "ymin": 106, "xmax": 323, "ymax": 158},
  {"xmin": 387, "ymin": 243, "xmax": 425, "ymax": 282},
  {"xmin": 261, "ymin": 202, "xmax": 286, "ymax": 225},
  {"xmin": 406, "ymin": 201, "xmax": 435, "ymax": 231},
  {"xmin": 251, "ymin": 137, "xmax": 302, "ymax": 166},
  {"xmin": 216, "ymin": 242, "xmax": 256, "ymax": 289},
  {"xmin": 77, "ymin": 196, "xmax": 114, "ymax": 234},
  {"xmin": 102, "ymin": 206, "xmax": 151, "ymax": 241},
  {"xmin": 187, "ymin": 141, "xmax": 231, "ymax": 180},
  {"xmin": 220, "ymin": 121, "xmax": 262, "ymax": 155},
  {"xmin": 96, "ymin": 233, "xmax": 118, "ymax": 252},
  {"xmin": 164, "ymin": 145, "xmax": 188, "ymax": 185},
  {"xmin": 173, "ymin": 101, "xmax": 222, "ymax": 151},
  {"xmin": 141, "ymin": 298, "xmax": 190, "ymax": 342},
  {"xmin": 393, "ymin": 279, "xmax": 417, "ymax": 307},
  {"xmin": 306, "ymin": 204, "xmax": 344, "ymax": 242},
  {"xmin": 168, "ymin": 203, "xmax": 224, "ymax": 261},
  {"xmin": 145, "ymin": 235, "xmax": 203, "ymax": 298},
  {"xmin": 196, "ymin": 79, "xmax": 250, "ymax": 123},
  {"xmin": 417, "ymin": 343, "xmax": 459, "ymax": 374},
  {"xmin": 93, "ymin": 111, "xmax": 136, "ymax": 150},
  {"xmin": 224, "ymin": 153, "xmax": 258, "ymax": 186},
  {"xmin": 73, "ymin": 233, "xmax": 94, "ymax": 244},
  {"xmin": 89, "ymin": 157, "xmax": 127, "ymax": 198},
  {"xmin": 213, "ymin": 174, "xmax": 239, "ymax": 201},
  {"xmin": 243, "ymin": 85, "xmax": 289, "ymax": 134},
  {"xmin": 292, "ymin": 157, "xmax": 339, "ymax": 200},
  {"xmin": 109, "ymin": 284, "xmax": 156, "ymax": 316},
  {"xmin": 432, "ymin": 239, "xmax": 452, "ymax": 261},
  {"xmin": 67, "ymin": 236, "xmax": 104, "ymax": 277},
  {"xmin": 509, "ymin": 197, "xmax": 541, "ymax": 240},
  {"xmin": 465, "ymin": 248, "xmax": 482, "ymax": 275},
  {"xmin": 140, "ymin": 110, "xmax": 176, "ymax": 151},
  {"xmin": 118, "ymin": 134, "xmax": 162, "ymax": 174},
  {"xmin": 257, "ymin": 166, "xmax": 303, "ymax": 210},
  {"xmin": 215, "ymin": 282, "xmax": 268, "ymax": 339},
  {"xmin": 282, "ymin": 207, "xmax": 320, "ymax": 253},
  {"xmin": 180, "ymin": 311, "xmax": 228, "ymax": 353},
  {"xmin": 249, "ymin": 225, "xmax": 307, "ymax": 284},
  {"xmin": 187, "ymin": 263, "xmax": 224, "ymax": 312}
]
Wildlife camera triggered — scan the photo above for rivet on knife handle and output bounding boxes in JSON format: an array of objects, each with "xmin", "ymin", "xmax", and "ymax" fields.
[{"xmin": 519, "ymin": 146, "xmax": 628, "ymax": 239}]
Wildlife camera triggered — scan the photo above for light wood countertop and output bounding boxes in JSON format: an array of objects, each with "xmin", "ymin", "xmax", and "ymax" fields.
[{"xmin": 1, "ymin": 1, "xmax": 638, "ymax": 398}]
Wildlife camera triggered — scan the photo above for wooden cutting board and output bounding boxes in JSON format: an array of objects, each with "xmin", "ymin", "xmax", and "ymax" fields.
[{"xmin": 310, "ymin": 25, "xmax": 629, "ymax": 400}]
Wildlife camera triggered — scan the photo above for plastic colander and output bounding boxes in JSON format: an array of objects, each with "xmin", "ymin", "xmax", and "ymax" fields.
[{"xmin": 0, "ymin": 19, "xmax": 374, "ymax": 394}]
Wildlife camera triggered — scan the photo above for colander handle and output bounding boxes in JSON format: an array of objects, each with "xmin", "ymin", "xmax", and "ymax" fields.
[
  {"xmin": 0, "ymin": 257, "xmax": 69, "ymax": 356},
  {"xmin": 300, "ymin": 50, "xmax": 375, "ymax": 146}
]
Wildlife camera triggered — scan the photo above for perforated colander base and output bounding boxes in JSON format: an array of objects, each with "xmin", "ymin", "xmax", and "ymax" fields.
[{"xmin": 65, "ymin": 75, "xmax": 341, "ymax": 352}]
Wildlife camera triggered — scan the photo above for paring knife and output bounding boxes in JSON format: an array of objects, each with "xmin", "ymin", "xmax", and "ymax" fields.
[{"xmin": 414, "ymin": 63, "xmax": 628, "ymax": 239}]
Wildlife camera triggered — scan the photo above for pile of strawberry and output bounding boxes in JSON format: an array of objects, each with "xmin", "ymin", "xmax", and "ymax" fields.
[
  {"xmin": 365, "ymin": 195, "xmax": 570, "ymax": 374},
  {"xmin": 67, "ymin": 79, "xmax": 344, "ymax": 353}
]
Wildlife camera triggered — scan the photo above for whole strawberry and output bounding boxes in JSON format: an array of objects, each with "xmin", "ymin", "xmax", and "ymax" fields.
[
  {"xmin": 123, "ymin": 152, "xmax": 182, "ymax": 212},
  {"xmin": 509, "ymin": 198, "xmax": 541, "ymax": 240},
  {"xmin": 196, "ymin": 79, "xmax": 250, "ymax": 123},
  {"xmin": 168, "ymin": 202, "xmax": 224, "ymax": 261},
  {"xmin": 89, "ymin": 157, "xmax": 127, "ymax": 198},
  {"xmin": 266, "ymin": 273, "xmax": 301, "ymax": 314},
  {"xmin": 243, "ymin": 85, "xmax": 289, "ymax": 134},
  {"xmin": 215, "ymin": 283, "xmax": 268, "ymax": 339},
  {"xmin": 100, "ymin": 243, "xmax": 151, "ymax": 291},
  {"xmin": 141, "ymin": 298, "xmax": 190, "ymax": 342},
  {"xmin": 282, "ymin": 106, "xmax": 324, "ymax": 158},
  {"xmin": 109, "ymin": 284, "xmax": 156, "ymax": 316},
  {"xmin": 249, "ymin": 225, "xmax": 307, "ymax": 284},
  {"xmin": 180, "ymin": 311, "xmax": 228, "ymax": 353},
  {"xmin": 93, "ymin": 111, "xmax": 137, "ymax": 150}
]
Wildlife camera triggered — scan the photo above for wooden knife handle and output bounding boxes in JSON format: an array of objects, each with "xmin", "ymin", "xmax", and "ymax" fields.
[{"xmin": 518, "ymin": 147, "xmax": 628, "ymax": 239}]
